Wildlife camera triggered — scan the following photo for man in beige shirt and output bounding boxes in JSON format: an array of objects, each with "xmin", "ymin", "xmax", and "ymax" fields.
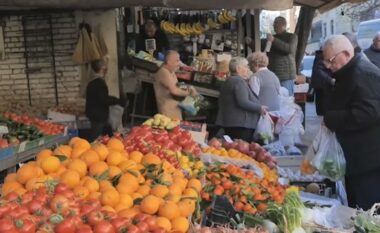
[{"xmin": 154, "ymin": 50, "xmax": 197, "ymax": 119}]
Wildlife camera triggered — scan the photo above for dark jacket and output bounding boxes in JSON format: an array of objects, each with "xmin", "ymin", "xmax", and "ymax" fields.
[
  {"xmin": 311, "ymin": 50, "xmax": 334, "ymax": 115},
  {"xmin": 136, "ymin": 30, "xmax": 170, "ymax": 59},
  {"xmin": 216, "ymin": 75, "xmax": 262, "ymax": 129},
  {"xmin": 324, "ymin": 54, "xmax": 380, "ymax": 176},
  {"xmin": 85, "ymin": 76, "xmax": 120, "ymax": 123},
  {"xmin": 364, "ymin": 45, "xmax": 380, "ymax": 69},
  {"xmin": 267, "ymin": 32, "xmax": 298, "ymax": 81}
]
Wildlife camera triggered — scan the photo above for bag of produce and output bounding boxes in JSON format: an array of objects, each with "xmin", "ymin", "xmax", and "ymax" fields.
[
  {"xmin": 253, "ymin": 113, "xmax": 274, "ymax": 145},
  {"xmin": 108, "ymin": 105, "xmax": 124, "ymax": 131},
  {"xmin": 178, "ymin": 94, "xmax": 208, "ymax": 116},
  {"xmin": 311, "ymin": 126, "xmax": 346, "ymax": 181}
]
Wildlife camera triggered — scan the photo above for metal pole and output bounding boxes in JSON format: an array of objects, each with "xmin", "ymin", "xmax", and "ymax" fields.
[
  {"xmin": 237, "ymin": 9, "xmax": 243, "ymax": 57},
  {"xmin": 254, "ymin": 9, "xmax": 261, "ymax": 52},
  {"xmin": 246, "ymin": 9, "xmax": 252, "ymax": 55}
]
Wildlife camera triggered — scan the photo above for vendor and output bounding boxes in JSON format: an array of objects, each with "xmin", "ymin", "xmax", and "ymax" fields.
[
  {"xmin": 136, "ymin": 19, "xmax": 170, "ymax": 59},
  {"xmin": 153, "ymin": 50, "xmax": 197, "ymax": 119}
]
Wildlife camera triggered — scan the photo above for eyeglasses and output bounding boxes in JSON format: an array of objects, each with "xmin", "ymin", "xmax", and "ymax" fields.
[{"xmin": 323, "ymin": 51, "xmax": 344, "ymax": 66}]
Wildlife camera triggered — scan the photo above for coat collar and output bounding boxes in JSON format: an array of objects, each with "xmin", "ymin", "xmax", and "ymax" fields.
[{"xmin": 332, "ymin": 54, "xmax": 361, "ymax": 80}]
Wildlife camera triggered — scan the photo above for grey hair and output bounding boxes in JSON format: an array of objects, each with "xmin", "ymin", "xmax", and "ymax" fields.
[
  {"xmin": 229, "ymin": 57, "xmax": 248, "ymax": 74},
  {"xmin": 374, "ymin": 31, "xmax": 380, "ymax": 40},
  {"xmin": 342, "ymin": 32, "xmax": 359, "ymax": 48},
  {"xmin": 164, "ymin": 50, "xmax": 179, "ymax": 64},
  {"xmin": 247, "ymin": 52, "xmax": 269, "ymax": 68},
  {"xmin": 323, "ymin": 35, "xmax": 354, "ymax": 57}
]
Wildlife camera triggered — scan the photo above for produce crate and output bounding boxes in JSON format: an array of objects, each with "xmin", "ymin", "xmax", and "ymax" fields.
[
  {"xmin": 203, "ymin": 195, "xmax": 242, "ymax": 227},
  {"xmin": 0, "ymin": 146, "xmax": 16, "ymax": 160},
  {"xmin": 275, "ymin": 155, "xmax": 303, "ymax": 172},
  {"xmin": 47, "ymin": 110, "xmax": 76, "ymax": 122},
  {"xmin": 131, "ymin": 57, "xmax": 160, "ymax": 73}
]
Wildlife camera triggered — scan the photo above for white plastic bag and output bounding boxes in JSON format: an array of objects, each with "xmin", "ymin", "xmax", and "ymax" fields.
[
  {"xmin": 108, "ymin": 105, "xmax": 124, "ymax": 131},
  {"xmin": 311, "ymin": 126, "xmax": 346, "ymax": 181},
  {"xmin": 254, "ymin": 113, "xmax": 274, "ymax": 144}
]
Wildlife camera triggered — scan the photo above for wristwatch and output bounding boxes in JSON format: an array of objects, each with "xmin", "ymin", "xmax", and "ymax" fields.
[{"xmin": 331, "ymin": 78, "xmax": 336, "ymax": 86}]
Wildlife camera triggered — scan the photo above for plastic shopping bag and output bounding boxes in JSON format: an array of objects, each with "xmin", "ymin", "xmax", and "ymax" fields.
[
  {"xmin": 253, "ymin": 113, "xmax": 274, "ymax": 145},
  {"xmin": 311, "ymin": 126, "xmax": 346, "ymax": 181},
  {"xmin": 108, "ymin": 105, "xmax": 124, "ymax": 131},
  {"xmin": 300, "ymin": 126, "xmax": 324, "ymax": 175},
  {"xmin": 178, "ymin": 95, "xmax": 205, "ymax": 116}
]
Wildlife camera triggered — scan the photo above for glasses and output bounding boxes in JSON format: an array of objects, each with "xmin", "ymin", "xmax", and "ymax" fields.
[{"xmin": 323, "ymin": 51, "xmax": 344, "ymax": 66}]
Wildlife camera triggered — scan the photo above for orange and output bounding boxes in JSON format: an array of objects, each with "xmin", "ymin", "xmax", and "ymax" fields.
[
  {"xmin": 168, "ymin": 184, "xmax": 182, "ymax": 195},
  {"xmin": 53, "ymin": 145, "xmax": 72, "ymax": 158},
  {"xmin": 60, "ymin": 170, "xmax": 80, "ymax": 188},
  {"xmin": 108, "ymin": 166, "xmax": 122, "ymax": 178},
  {"xmin": 83, "ymin": 177, "xmax": 100, "ymax": 193},
  {"xmin": 156, "ymin": 217, "xmax": 172, "ymax": 231},
  {"xmin": 118, "ymin": 207, "xmax": 140, "ymax": 219},
  {"xmin": 81, "ymin": 149, "xmax": 100, "ymax": 166},
  {"xmin": 69, "ymin": 137, "xmax": 81, "ymax": 146},
  {"xmin": 141, "ymin": 153, "xmax": 161, "ymax": 165},
  {"xmin": 2, "ymin": 181, "xmax": 22, "ymax": 195},
  {"xmin": 137, "ymin": 185, "xmax": 151, "ymax": 197},
  {"xmin": 40, "ymin": 156, "xmax": 61, "ymax": 174},
  {"xmin": 36, "ymin": 149, "xmax": 53, "ymax": 163},
  {"xmin": 187, "ymin": 178, "xmax": 202, "ymax": 192},
  {"xmin": 140, "ymin": 195, "xmax": 161, "ymax": 215},
  {"xmin": 16, "ymin": 164, "xmax": 37, "ymax": 184},
  {"xmin": 131, "ymin": 192, "xmax": 143, "ymax": 200},
  {"xmin": 72, "ymin": 138, "xmax": 91, "ymax": 151},
  {"xmin": 118, "ymin": 160, "xmax": 138, "ymax": 172},
  {"xmin": 129, "ymin": 151, "xmax": 143, "ymax": 163},
  {"xmin": 101, "ymin": 205, "xmax": 116, "ymax": 213},
  {"xmin": 55, "ymin": 166, "xmax": 66, "ymax": 176},
  {"xmin": 173, "ymin": 177, "xmax": 188, "ymax": 191},
  {"xmin": 25, "ymin": 175, "xmax": 53, "ymax": 191},
  {"xmin": 116, "ymin": 179, "xmax": 139, "ymax": 194},
  {"xmin": 14, "ymin": 187, "xmax": 27, "ymax": 196},
  {"xmin": 89, "ymin": 161, "xmax": 109, "ymax": 177},
  {"xmin": 177, "ymin": 199, "xmax": 196, "ymax": 217},
  {"xmin": 4, "ymin": 173, "xmax": 17, "ymax": 183},
  {"xmin": 107, "ymin": 138, "xmax": 124, "ymax": 151},
  {"xmin": 73, "ymin": 186, "xmax": 90, "ymax": 199},
  {"xmin": 67, "ymin": 159, "xmax": 87, "ymax": 178},
  {"xmin": 172, "ymin": 170, "xmax": 185, "ymax": 179},
  {"xmin": 114, "ymin": 194, "xmax": 133, "ymax": 212},
  {"xmin": 70, "ymin": 147, "xmax": 87, "ymax": 159},
  {"xmin": 166, "ymin": 194, "xmax": 181, "ymax": 203},
  {"xmin": 160, "ymin": 173, "xmax": 173, "ymax": 185},
  {"xmin": 119, "ymin": 172, "xmax": 140, "ymax": 184},
  {"xmin": 106, "ymin": 151, "xmax": 124, "ymax": 166},
  {"xmin": 158, "ymin": 201, "xmax": 180, "ymax": 220},
  {"xmin": 182, "ymin": 188, "xmax": 198, "ymax": 198},
  {"xmin": 171, "ymin": 216, "xmax": 189, "ymax": 232},
  {"xmin": 88, "ymin": 192, "xmax": 102, "ymax": 200},
  {"xmin": 150, "ymin": 185, "xmax": 169, "ymax": 198},
  {"xmin": 101, "ymin": 189, "xmax": 120, "ymax": 207},
  {"xmin": 99, "ymin": 180, "xmax": 114, "ymax": 193},
  {"xmin": 92, "ymin": 143, "xmax": 109, "ymax": 161}
]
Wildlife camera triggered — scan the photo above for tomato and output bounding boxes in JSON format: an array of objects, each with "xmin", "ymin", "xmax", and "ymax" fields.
[
  {"xmin": 9, "ymin": 206, "xmax": 29, "ymax": 218},
  {"xmin": 39, "ymin": 222, "xmax": 54, "ymax": 233},
  {"xmin": 0, "ymin": 205, "xmax": 11, "ymax": 218},
  {"xmin": 87, "ymin": 210, "xmax": 104, "ymax": 226},
  {"xmin": 111, "ymin": 217, "xmax": 130, "ymax": 231},
  {"xmin": 15, "ymin": 219, "xmax": 36, "ymax": 233},
  {"xmin": 61, "ymin": 190, "xmax": 75, "ymax": 199},
  {"xmin": 55, "ymin": 218, "xmax": 76, "ymax": 233},
  {"xmin": 102, "ymin": 210, "xmax": 117, "ymax": 221},
  {"xmin": 66, "ymin": 206, "xmax": 80, "ymax": 217},
  {"xmin": 80, "ymin": 200, "xmax": 100, "ymax": 216},
  {"xmin": 5, "ymin": 192, "xmax": 20, "ymax": 202},
  {"xmin": 144, "ymin": 216, "xmax": 156, "ymax": 231},
  {"xmin": 133, "ymin": 213, "xmax": 149, "ymax": 224},
  {"xmin": 93, "ymin": 221, "xmax": 115, "ymax": 233},
  {"xmin": 150, "ymin": 227, "xmax": 166, "ymax": 233},
  {"xmin": 126, "ymin": 225, "xmax": 140, "ymax": 233},
  {"xmin": 136, "ymin": 221, "xmax": 148, "ymax": 232},
  {"xmin": 50, "ymin": 195, "xmax": 70, "ymax": 214},
  {"xmin": 67, "ymin": 216, "xmax": 82, "ymax": 226},
  {"xmin": 27, "ymin": 200, "xmax": 44, "ymax": 214},
  {"xmin": 55, "ymin": 184, "xmax": 69, "ymax": 194},
  {"xmin": 0, "ymin": 218, "xmax": 16, "ymax": 231},
  {"xmin": 21, "ymin": 192, "xmax": 33, "ymax": 206},
  {"xmin": 76, "ymin": 224, "xmax": 93, "ymax": 233}
]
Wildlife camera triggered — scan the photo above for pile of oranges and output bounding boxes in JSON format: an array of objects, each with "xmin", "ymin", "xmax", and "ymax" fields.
[{"xmin": 2, "ymin": 137, "xmax": 202, "ymax": 233}]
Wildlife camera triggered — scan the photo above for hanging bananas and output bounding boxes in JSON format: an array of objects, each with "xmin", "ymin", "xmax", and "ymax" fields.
[
  {"xmin": 160, "ymin": 20, "xmax": 207, "ymax": 36},
  {"xmin": 217, "ymin": 10, "xmax": 236, "ymax": 24}
]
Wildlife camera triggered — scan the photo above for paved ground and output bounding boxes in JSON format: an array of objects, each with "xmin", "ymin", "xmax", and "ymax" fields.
[{"xmin": 301, "ymin": 102, "xmax": 322, "ymax": 148}]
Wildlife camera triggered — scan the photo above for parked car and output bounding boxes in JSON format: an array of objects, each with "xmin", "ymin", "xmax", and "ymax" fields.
[
  {"xmin": 300, "ymin": 55, "xmax": 315, "ymax": 102},
  {"xmin": 357, "ymin": 19, "xmax": 380, "ymax": 50}
]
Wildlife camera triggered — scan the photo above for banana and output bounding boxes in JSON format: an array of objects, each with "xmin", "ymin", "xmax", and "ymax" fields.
[
  {"xmin": 218, "ymin": 13, "xmax": 228, "ymax": 24},
  {"xmin": 222, "ymin": 11, "xmax": 230, "ymax": 22},
  {"xmin": 227, "ymin": 11, "xmax": 237, "ymax": 21},
  {"xmin": 207, "ymin": 18, "xmax": 217, "ymax": 29},
  {"xmin": 186, "ymin": 23, "xmax": 194, "ymax": 34},
  {"xmin": 192, "ymin": 24, "xmax": 202, "ymax": 35},
  {"xmin": 176, "ymin": 24, "xmax": 187, "ymax": 37},
  {"xmin": 180, "ymin": 23, "xmax": 190, "ymax": 35},
  {"xmin": 160, "ymin": 21, "xmax": 166, "ymax": 31},
  {"xmin": 166, "ymin": 22, "xmax": 176, "ymax": 34}
]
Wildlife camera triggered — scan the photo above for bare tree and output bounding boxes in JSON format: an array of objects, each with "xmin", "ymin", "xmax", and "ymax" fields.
[{"xmin": 342, "ymin": 0, "xmax": 380, "ymax": 22}]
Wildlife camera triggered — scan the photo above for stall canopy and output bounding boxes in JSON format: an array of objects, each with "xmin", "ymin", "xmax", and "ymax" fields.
[{"xmin": 0, "ymin": 0, "xmax": 364, "ymax": 11}]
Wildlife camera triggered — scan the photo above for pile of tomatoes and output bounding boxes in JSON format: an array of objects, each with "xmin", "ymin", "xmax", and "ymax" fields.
[{"xmin": 0, "ymin": 183, "xmax": 167, "ymax": 233}]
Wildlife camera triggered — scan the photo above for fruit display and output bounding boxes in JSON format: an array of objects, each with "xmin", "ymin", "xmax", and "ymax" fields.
[
  {"xmin": 208, "ymin": 138, "xmax": 278, "ymax": 169},
  {"xmin": 1, "ymin": 136, "xmax": 201, "ymax": 233},
  {"xmin": 49, "ymin": 104, "xmax": 84, "ymax": 116},
  {"xmin": 143, "ymin": 114, "xmax": 180, "ymax": 130}
]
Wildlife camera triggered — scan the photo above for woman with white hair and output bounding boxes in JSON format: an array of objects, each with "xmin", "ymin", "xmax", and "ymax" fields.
[
  {"xmin": 216, "ymin": 57, "xmax": 268, "ymax": 141},
  {"xmin": 247, "ymin": 52, "xmax": 280, "ymax": 111}
]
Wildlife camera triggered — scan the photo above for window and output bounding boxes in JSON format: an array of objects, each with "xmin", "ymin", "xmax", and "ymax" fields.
[
  {"xmin": 330, "ymin": 20, "xmax": 334, "ymax": 34},
  {"xmin": 310, "ymin": 21, "xmax": 322, "ymax": 43},
  {"xmin": 323, "ymin": 22, "xmax": 327, "ymax": 38}
]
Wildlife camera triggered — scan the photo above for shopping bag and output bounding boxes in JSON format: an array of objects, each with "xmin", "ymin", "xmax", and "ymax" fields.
[
  {"xmin": 300, "ymin": 125, "xmax": 324, "ymax": 175},
  {"xmin": 311, "ymin": 126, "xmax": 346, "ymax": 181},
  {"xmin": 253, "ymin": 113, "xmax": 274, "ymax": 145},
  {"xmin": 108, "ymin": 105, "xmax": 124, "ymax": 131},
  {"xmin": 178, "ymin": 95, "xmax": 205, "ymax": 116}
]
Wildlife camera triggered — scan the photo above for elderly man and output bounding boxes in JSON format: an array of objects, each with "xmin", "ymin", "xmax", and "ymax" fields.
[
  {"xmin": 153, "ymin": 50, "xmax": 196, "ymax": 119},
  {"xmin": 364, "ymin": 32, "xmax": 380, "ymax": 68},
  {"xmin": 266, "ymin": 16, "xmax": 298, "ymax": 96},
  {"xmin": 216, "ymin": 57, "xmax": 267, "ymax": 142},
  {"xmin": 323, "ymin": 35, "xmax": 380, "ymax": 210}
]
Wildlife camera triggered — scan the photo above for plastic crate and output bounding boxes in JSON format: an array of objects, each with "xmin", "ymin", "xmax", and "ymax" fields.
[
  {"xmin": 0, "ymin": 146, "xmax": 16, "ymax": 160},
  {"xmin": 203, "ymin": 195, "xmax": 243, "ymax": 227}
]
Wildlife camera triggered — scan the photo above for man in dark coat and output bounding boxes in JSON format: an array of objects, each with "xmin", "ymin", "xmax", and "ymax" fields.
[
  {"xmin": 364, "ymin": 32, "xmax": 380, "ymax": 69},
  {"xmin": 86, "ymin": 59, "xmax": 121, "ymax": 142},
  {"xmin": 310, "ymin": 49, "xmax": 334, "ymax": 116},
  {"xmin": 266, "ymin": 16, "xmax": 298, "ymax": 96},
  {"xmin": 323, "ymin": 35, "xmax": 380, "ymax": 210}
]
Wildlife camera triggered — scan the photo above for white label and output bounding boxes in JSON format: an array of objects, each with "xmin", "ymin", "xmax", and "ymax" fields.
[
  {"xmin": 223, "ymin": 135, "xmax": 233, "ymax": 143},
  {"xmin": 38, "ymin": 139, "xmax": 45, "ymax": 146},
  {"xmin": 127, "ymin": 24, "xmax": 134, "ymax": 33},
  {"xmin": 64, "ymin": 127, "xmax": 68, "ymax": 136},
  {"xmin": 0, "ymin": 125, "xmax": 8, "ymax": 134},
  {"xmin": 18, "ymin": 142, "xmax": 26, "ymax": 153}
]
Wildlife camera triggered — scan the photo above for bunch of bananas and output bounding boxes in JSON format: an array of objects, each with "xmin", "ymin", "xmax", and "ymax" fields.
[
  {"xmin": 160, "ymin": 21, "xmax": 207, "ymax": 36},
  {"xmin": 143, "ymin": 114, "xmax": 180, "ymax": 130},
  {"xmin": 218, "ymin": 10, "xmax": 237, "ymax": 24}
]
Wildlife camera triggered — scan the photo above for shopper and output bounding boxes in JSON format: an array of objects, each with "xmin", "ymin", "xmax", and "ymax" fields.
[
  {"xmin": 323, "ymin": 35, "xmax": 380, "ymax": 210},
  {"xmin": 136, "ymin": 19, "xmax": 170, "ymax": 59},
  {"xmin": 85, "ymin": 59, "xmax": 121, "ymax": 142},
  {"xmin": 247, "ymin": 52, "xmax": 280, "ymax": 111},
  {"xmin": 216, "ymin": 57, "xmax": 267, "ymax": 142},
  {"xmin": 310, "ymin": 49, "xmax": 334, "ymax": 116},
  {"xmin": 364, "ymin": 32, "xmax": 380, "ymax": 69},
  {"xmin": 266, "ymin": 16, "xmax": 298, "ymax": 96},
  {"xmin": 342, "ymin": 32, "xmax": 369, "ymax": 60},
  {"xmin": 153, "ymin": 50, "xmax": 197, "ymax": 120}
]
